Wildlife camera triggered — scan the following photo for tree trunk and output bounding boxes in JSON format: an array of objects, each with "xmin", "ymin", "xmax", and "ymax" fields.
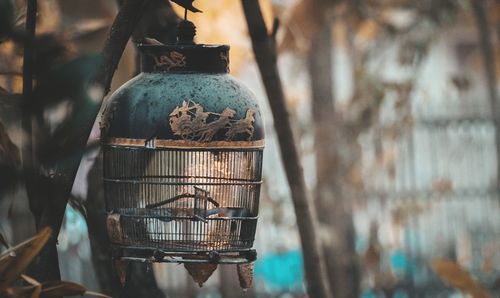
[
  {"xmin": 472, "ymin": 0, "xmax": 500, "ymax": 186},
  {"xmin": 240, "ymin": 2, "xmax": 332, "ymax": 297},
  {"xmin": 308, "ymin": 23, "xmax": 360, "ymax": 298},
  {"xmin": 22, "ymin": 0, "xmax": 63, "ymax": 282}
]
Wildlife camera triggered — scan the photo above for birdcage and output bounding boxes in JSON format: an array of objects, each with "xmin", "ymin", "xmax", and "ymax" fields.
[{"xmin": 100, "ymin": 19, "xmax": 264, "ymax": 265}]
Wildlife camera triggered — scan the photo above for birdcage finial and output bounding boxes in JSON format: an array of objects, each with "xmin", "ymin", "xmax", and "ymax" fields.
[{"xmin": 170, "ymin": 0, "xmax": 202, "ymax": 20}]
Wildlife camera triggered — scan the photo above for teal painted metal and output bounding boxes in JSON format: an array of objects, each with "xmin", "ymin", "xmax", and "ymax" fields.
[
  {"xmin": 102, "ymin": 72, "xmax": 264, "ymax": 142},
  {"xmin": 101, "ymin": 43, "xmax": 264, "ymax": 144}
]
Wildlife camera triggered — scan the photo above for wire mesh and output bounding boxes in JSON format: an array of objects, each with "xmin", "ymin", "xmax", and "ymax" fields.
[{"xmin": 103, "ymin": 145, "xmax": 263, "ymax": 252}]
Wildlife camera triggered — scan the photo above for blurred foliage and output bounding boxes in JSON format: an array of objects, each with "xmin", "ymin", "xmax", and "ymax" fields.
[
  {"xmin": 0, "ymin": 0, "xmax": 107, "ymax": 288},
  {"xmin": 36, "ymin": 57, "xmax": 103, "ymax": 171},
  {"xmin": 0, "ymin": 0, "xmax": 15, "ymax": 40},
  {"xmin": 0, "ymin": 228, "xmax": 109, "ymax": 298},
  {"xmin": 0, "ymin": 0, "xmax": 498, "ymax": 296},
  {"xmin": 34, "ymin": 55, "xmax": 102, "ymax": 112}
]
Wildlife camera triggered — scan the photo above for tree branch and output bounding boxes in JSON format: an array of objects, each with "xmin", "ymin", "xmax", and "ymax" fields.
[
  {"xmin": 22, "ymin": 0, "xmax": 36, "ymax": 218},
  {"xmin": 94, "ymin": 0, "xmax": 151, "ymax": 97},
  {"xmin": 472, "ymin": 0, "xmax": 500, "ymax": 186},
  {"xmin": 240, "ymin": 2, "xmax": 332, "ymax": 298},
  {"xmin": 26, "ymin": 0, "xmax": 150, "ymax": 282}
]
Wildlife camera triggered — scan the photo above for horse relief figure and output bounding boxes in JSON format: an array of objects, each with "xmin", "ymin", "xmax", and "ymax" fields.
[
  {"xmin": 195, "ymin": 108, "xmax": 236, "ymax": 142},
  {"xmin": 225, "ymin": 109, "xmax": 255, "ymax": 141},
  {"xmin": 169, "ymin": 100, "xmax": 198, "ymax": 139},
  {"xmin": 191, "ymin": 103, "xmax": 210, "ymax": 131},
  {"xmin": 170, "ymin": 101, "xmax": 257, "ymax": 142}
]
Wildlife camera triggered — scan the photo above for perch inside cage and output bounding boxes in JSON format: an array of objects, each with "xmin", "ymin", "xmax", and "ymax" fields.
[{"xmin": 100, "ymin": 0, "xmax": 264, "ymax": 289}]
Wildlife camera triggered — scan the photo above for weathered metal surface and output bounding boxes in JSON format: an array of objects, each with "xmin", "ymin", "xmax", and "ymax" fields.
[
  {"xmin": 105, "ymin": 137, "xmax": 265, "ymax": 149},
  {"xmin": 100, "ymin": 72, "xmax": 264, "ymax": 143},
  {"xmin": 139, "ymin": 44, "xmax": 230, "ymax": 73}
]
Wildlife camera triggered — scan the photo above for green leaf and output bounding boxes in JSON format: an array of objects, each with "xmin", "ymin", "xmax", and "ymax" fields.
[
  {"xmin": 34, "ymin": 54, "xmax": 103, "ymax": 110},
  {"xmin": 40, "ymin": 281, "xmax": 86, "ymax": 297},
  {"xmin": 35, "ymin": 55, "xmax": 103, "ymax": 166}
]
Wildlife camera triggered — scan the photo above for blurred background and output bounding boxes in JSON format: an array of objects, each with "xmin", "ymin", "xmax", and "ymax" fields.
[{"xmin": 0, "ymin": 0, "xmax": 499, "ymax": 297}]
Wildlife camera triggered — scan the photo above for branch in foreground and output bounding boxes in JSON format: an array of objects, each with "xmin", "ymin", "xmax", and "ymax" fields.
[
  {"xmin": 472, "ymin": 0, "xmax": 500, "ymax": 186},
  {"xmin": 27, "ymin": 0, "xmax": 150, "ymax": 282},
  {"xmin": 94, "ymin": 0, "xmax": 151, "ymax": 97},
  {"xmin": 240, "ymin": 2, "xmax": 332, "ymax": 298}
]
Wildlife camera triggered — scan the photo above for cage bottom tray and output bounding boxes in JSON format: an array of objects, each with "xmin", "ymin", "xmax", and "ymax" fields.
[{"xmin": 113, "ymin": 246, "xmax": 257, "ymax": 264}]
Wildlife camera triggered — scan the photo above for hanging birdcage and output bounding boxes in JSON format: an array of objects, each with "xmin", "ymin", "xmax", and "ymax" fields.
[{"xmin": 100, "ymin": 8, "xmax": 264, "ymax": 274}]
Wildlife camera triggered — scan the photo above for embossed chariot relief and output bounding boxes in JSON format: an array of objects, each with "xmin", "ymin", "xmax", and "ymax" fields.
[{"xmin": 169, "ymin": 100, "xmax": 256, "ymax": 142}]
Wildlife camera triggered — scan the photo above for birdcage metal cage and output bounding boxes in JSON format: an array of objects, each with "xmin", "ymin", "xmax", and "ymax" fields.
[
  {"xmin": 103, "ymin": 145, "xmax": 263, "ymax": 263},
  {"xmin": 100, "ymin": 20, "xmax": 264, "ymax": 264}
]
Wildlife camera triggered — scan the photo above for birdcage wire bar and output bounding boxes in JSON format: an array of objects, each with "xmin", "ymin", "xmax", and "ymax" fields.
[{"xmin": 103, "ymin": 145, "xmax": 263, "ymax": 257}]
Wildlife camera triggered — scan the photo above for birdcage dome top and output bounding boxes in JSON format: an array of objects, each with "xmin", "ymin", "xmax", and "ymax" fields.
[{"xmin": 100, "ymin": 64, "xmax": 264, "ymax": 148}]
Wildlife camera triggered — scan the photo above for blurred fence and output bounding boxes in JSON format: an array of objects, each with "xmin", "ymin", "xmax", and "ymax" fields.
[{"xmin": 359, "ymin": 117, "xmax": 500, "ymax": 297}]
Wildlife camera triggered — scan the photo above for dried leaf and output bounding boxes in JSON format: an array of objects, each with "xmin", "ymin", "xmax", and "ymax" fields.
[
  {"xmin": 236, "ymin": 263, "xmax": 254, "ymax": 290},
  {"xmin": 84, "ymin": 290, "xmax": 112, "ymax": 298},
  {"xmin": 21, "ymin": 275, "xmax": 40, "ymax": 286},
  {"xmin": 4, "ymin": 284, "xmax": 42, "ymax": 298},
  {"xmin": 40, "ymin": 281, "xmax": 86, "ymax": 297},
  {"xmin": 184, "ymin": 263, "xmax": 218, "ymax": 287},
  {"xmin": 0, "ymin": 228, "xmax": 52, "ymax": 290},
  {"xmin": 432, "ymin": 259, "xmax": 491, "ymax": 298},
  {"xmin": 30, "ymin": 285, "xmax": 41, "ymax": 298}
]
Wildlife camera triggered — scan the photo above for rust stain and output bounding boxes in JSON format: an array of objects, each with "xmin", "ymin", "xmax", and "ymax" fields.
[{"xmin": 104, "ymin": 137, "xmax": 264, "ymax": 149}]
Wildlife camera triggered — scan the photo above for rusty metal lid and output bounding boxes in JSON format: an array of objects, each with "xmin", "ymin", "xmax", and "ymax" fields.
[{"xmin": 138, "ymin": 20, "xmax": 230, "ymax": 74}]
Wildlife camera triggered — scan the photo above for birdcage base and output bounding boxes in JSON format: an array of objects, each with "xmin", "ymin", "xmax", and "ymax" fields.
[{"xmin": 112, "ymin": 246, "xmax": 257, "ymax": 264}]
